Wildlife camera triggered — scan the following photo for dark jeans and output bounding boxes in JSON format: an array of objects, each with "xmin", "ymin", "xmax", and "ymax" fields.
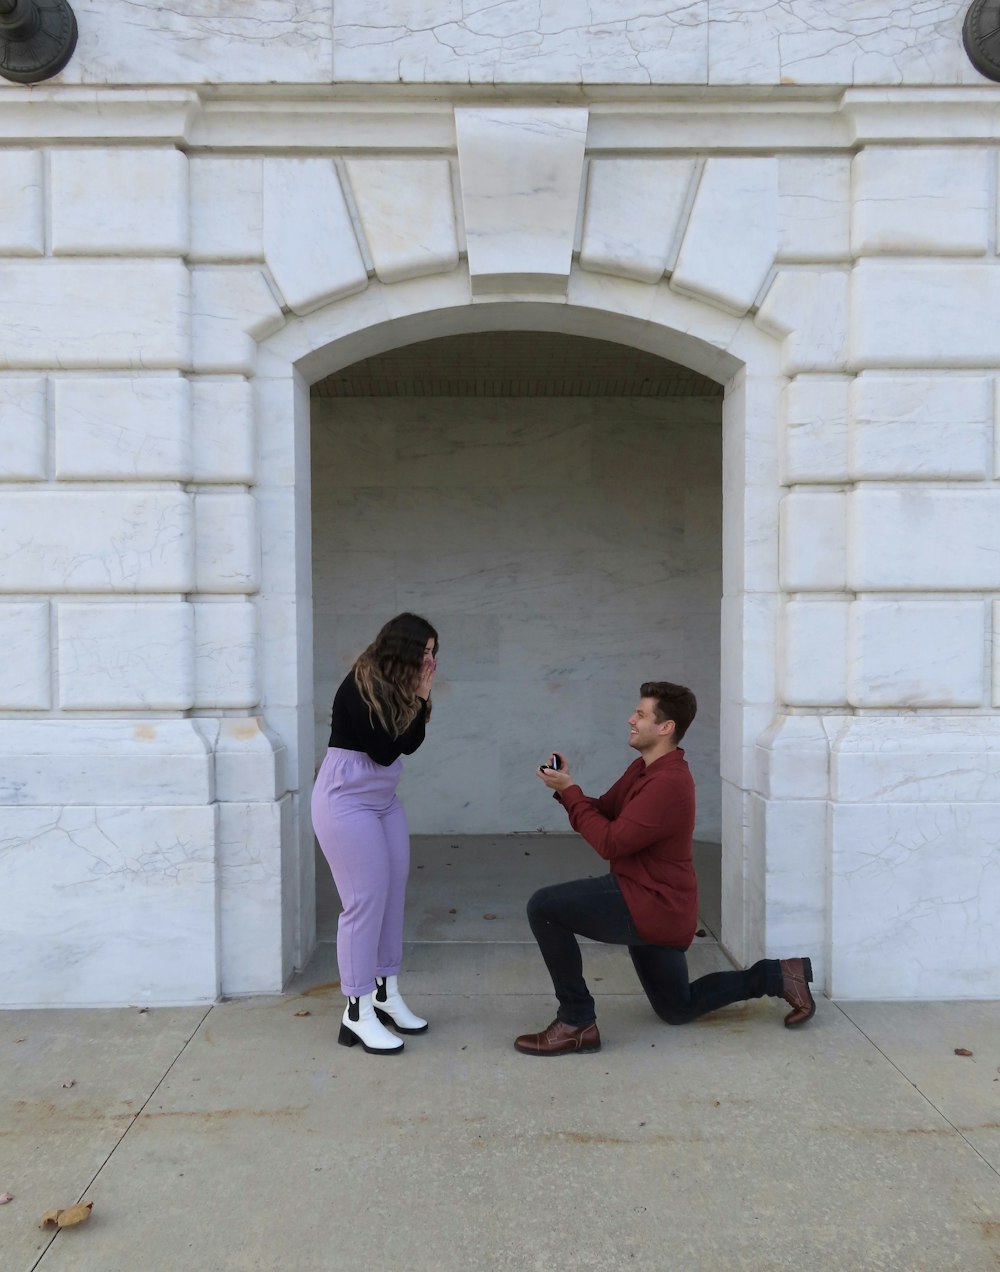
[{"xmin": 526, "ymin": 873, "xmax": 779, "ymax": 1027}]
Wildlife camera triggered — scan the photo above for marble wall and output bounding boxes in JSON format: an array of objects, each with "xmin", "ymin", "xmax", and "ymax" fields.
[{"xmin": 311, "ymin": 395, "xmax": 723, "ymax": 838}]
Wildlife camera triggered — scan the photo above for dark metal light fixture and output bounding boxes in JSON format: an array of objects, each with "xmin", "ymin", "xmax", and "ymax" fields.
[{"xmin": 0, "ymin": 0, "xmax": 78, "ymax": 84}]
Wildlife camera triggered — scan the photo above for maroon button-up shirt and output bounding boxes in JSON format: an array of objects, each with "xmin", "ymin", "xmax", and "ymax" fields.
[{"xmin": 557, "ymin": 748, "xmax": 698, "ymax": 948}]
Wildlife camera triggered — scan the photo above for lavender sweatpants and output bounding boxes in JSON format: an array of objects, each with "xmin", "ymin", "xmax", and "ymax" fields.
[{"xmin": 310, "ymin": 747, "xmax": 411, "ymax": 999}]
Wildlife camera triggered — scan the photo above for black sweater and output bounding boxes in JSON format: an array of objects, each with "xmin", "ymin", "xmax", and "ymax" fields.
[{"xmin": 327, "ymin": 672, "xmax": 428, "ymax": 767}]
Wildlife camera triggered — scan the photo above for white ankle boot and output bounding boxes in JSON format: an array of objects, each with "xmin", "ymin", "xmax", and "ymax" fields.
[
  {"xmin": 338, "ymin": 993, "xmax": 404, "ymax": 1054},
  {"xmin": 373, "ymin": 975, "xmax": 428, "ymax": 1034}
]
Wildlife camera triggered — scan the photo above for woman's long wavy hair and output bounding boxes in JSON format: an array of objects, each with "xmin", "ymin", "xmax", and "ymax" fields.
[{"xmin": 353, "ymin": 612, "xmax": 439, "ymax": 738}]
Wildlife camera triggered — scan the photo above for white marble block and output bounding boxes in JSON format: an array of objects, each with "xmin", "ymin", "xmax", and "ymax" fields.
[
  {"xmin": 201, "ymin": 716, "xmax": 287, "ymax": 804},
  {"xmin": 752, "ymin": 796, "xmax": 827, "ymax": 968},
  {"xmin": 781, "ymin": 376, "xmax": 850, "ymax": 483},
  {"xmin": 54, "ymin": 377, "xmax": 192, "ymax": 481},
  {"xmin": 777, "ymin": 155, "xmax": 851, "ymax": 263},
  {"xmin": 756, "ymin": 270, "xmax": 849, "ymax": 374},
  {"xmin": 848, "ymin": 600, "xmax": 986, "ymax": 708},
  {"xmin": 191, "ymin": 267, "xmax": 285, "ymax": 375},
  {"xmin": 779, "ymin": 492, "xmax": 846, "ymax": 591},
  {"xmin": 58, "ymin": 602, "xmax": 196, "ymax": 710},
  {"xmin": 831, "ymin": 801, "xmax": 1000, "ymax": 999},
  {"xmin": 849, "ymin": 488, "xmax": 1000, "ymax": 590},
  {"xmin": 0, "ymin": 377, "xmax": 47, "ymax": 480},
  {"xmin": 580, "ymin": 158, "xmax": 697, "ymax": 284},
  {"xmin": 0, "ymin": 261, "xmax": 190, "ymax": 370},
  {"xmin": 218, "ymin": 799, "xmax": 285, "ymax": 995},
  {"xmin": 262, "ymin": 159, "xmax": 368, "ymax": 315},
  {"xmin": 345, "ymin": 158, "xmax": 459, "ymax": 285},
  {"xmin": 333, "ymin": 0, "xmax": 708, "ymax": 85},
  {"xmin": 50, "ymin": 148, "xmax": 188, "ymax": 256},
  {"xmin": 852, "ymin": 147, "xmax": 991, "ymax": 257},
  {"xmin": 191, "ymin": 379, "xmax": 256, "ymax": 483},
  {"xmin": 189, "ymin": 158, "xmax": 264, "ymax": 263},
  {"xmin": 0, "ymin": 804, "xmax": 219, "ymax": 1007},
  {"xmin": 194, "ymin": 601, "xmax": 258, "ymax": 709},
  {"xmin": 672, "ymin": 158, "xmax": 777, "ymax": 316},
  {"xmin": 0, "ymin": 603, "xmax": 50, "ymax": 709},
  {"xmin": 0, "ymin": 491, "xmax": 194, "ymax": 593},
  {"xmin": 455, "ymin": 107, "xmax": 588, "ymax": 295},
  {"xmin": 194, "ymin": 493, "xmax": 260, "ymax": 594},
  {"xmin": 851, "ymin": 260, "xmax": 1000, "ymax": 368},
  {"xmin": 781, "ymin": 601, "xmax": 849, "ymax": 707},
  {"xmin": 0, "ymin": 149, "xmax": 43, "ymax": 256},
  {"xmin": 848, "ymin": 375, "xmax": 991, "ymax": 481}
]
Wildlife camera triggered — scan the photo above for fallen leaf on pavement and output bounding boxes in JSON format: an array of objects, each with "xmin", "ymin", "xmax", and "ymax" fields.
[
  {"xmin": 294, "ymin": 1009, "xmax": 311, "ymax": 1017},
  {"xmin": 695, "ymin": 929, "xmax": 707, "ymax": 938},
  {"xmin": 39, "ymin": 1202, "xmax": 93, "ymax": 1229},
  {"xmin": 137, "ymin": 1007, "xmax": 149, "ymax": 1015},
  {"xmin": 0, "ymin": 1192, "xmax": 13, "ymax": 1204},
  {"xmin": 61, "ymin": 1080, "xmax": 76, "ymax": 1089},
  {"xmin": 483, "ymin": 913, "xmax": 496, "ymax": 920},
  {"xmin": 954, "ymin": 1047, "xmax": 973, "ymax": 1057},
  {"xmin": 448, "ymin": 908, "xmax": 457, "ymax": 914}
]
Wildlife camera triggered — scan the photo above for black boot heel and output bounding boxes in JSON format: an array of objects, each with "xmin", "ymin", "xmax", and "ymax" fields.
[{"xmin": 338, "ymin": 1023, "xmax": 359, "ymax": 1047}]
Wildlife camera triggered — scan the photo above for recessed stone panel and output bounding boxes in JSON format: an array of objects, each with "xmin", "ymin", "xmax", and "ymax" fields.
[
  {"xmin": 848, "ymin": 600, "xmax": 985, "ymax": 708},
  {"xmin": 194, "ymin": 601, "xmax": 258, "ymax": 708},
  {"xmin": 54, "ymin": 378, "xmax": 192, "ymax": 481},
  {"xmin": 0, "ymin": 261, "xmax": 189, "ymax": 371},
  {"xmin": 50, "ymin": 148, "xmax": 188, "ymax": 257},
  {"xmin": 849, "ymin": 375, "xmax": 991, "ymax": 481},
  {"xmin": 194, "ymin": 494, "xmax": 260, "ymax": 594},
  {"xmin": 781, "ymin": 601, "xmax": 848, "ymax": 707},
  {"xmin": 0, "ymin": 377, "xmax": 47, "ymax": 481},
  {"xmin": 58, "ymin": 602, "xmax": 195, "ymax": 710},
  {"xmin": 580, "ymin": 158, "xmax": 697, "ymax": 284},
  {"xmin": 672, "ymin": 158, "xmax": 777, "ymax": 316},
  {"xmin": 0, "ymin": 149, "xmax": 43, "ymax": 256},
  {"xmin": 191, "ymin": 378, "xmax": 256, "ymax": 483},
  {"xmin": 849, "ymin": 488, "xmax": 1000, "ymax": 590},
  {"xmin": 345, "ymin": 158, "xmax": 459, "ymax": 285},
  {"xmin": 0, "ymin": 492, "xmax": 194, "ymax": 594},
  {"xmin": 0, "ymin": 603, "xmax": 50, "ymax": 710},
  {"xmin": 779, "ymin": 492, "xmax": 846, "ymax": 591},
  {"xmin": 852, "ymin": 147, "xmax": 991, "ymax": 258}
]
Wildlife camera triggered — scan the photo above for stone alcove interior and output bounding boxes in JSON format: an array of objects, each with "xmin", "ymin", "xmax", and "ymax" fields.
[{"xmin": 307, "ymin": 330, "xmax": 724, "ymax": 946}]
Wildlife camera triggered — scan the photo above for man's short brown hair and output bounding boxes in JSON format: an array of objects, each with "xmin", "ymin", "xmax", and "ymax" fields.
[{"xmin": 640, "ymin": 681, "xmax": 697, "ymax": 743}]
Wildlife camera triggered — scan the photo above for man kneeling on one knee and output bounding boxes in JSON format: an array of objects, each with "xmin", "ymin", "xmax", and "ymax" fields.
[{"xmin": 515, "ymin": 681, "xmax": 815, "ymax": 1057}]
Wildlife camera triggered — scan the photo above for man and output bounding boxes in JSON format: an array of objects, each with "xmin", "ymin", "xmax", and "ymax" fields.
[{"xmin": 514, "ymin": 681, "xmax": 815, "ymax": 1056}]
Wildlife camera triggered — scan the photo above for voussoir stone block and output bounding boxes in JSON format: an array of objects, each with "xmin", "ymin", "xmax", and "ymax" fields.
[
  {"xmin": 776, "ymin": 155, "xmax": 851, "ymax": 264},
  {"xmin": 345, "ymin": 158, "xmax": 459, "ymax": 286},
  {"xmin": 262, "ymin": 159, "xmax": 368, "ymax": 315},
  {"xmin": 0, "ymin": 149, "xmax": 43, "ymax": 256},
  {"xmin": 756, "ymin": 269, "xmax": 849, "ymax": 374},
  {"xmin": 848, "ymin": 600, "xmax": 985, "ymax": 709},
  {"xmin": 0, "ymin": 603, "xmax": 50, "ymax": 709},
  {"xmin": 779, "ymin": 491, "xmax": 846, "ymax": 591},
  {"xmin": 50, "ymin": 148, "xmax": 188, "ymax": 257},
  {"xmin": 671, "ymin": 158, "xmax": 777, "ymax": 316},
  {"xmin": 191, "ymin": 268, "xmax": 285, "ymax": 375},
  {"xmin": 849, "ymin": 488, "xmax": 1000, "ymax": 590},
  {"xmin": 189, "ymin": 157, "xmax": 264, "ymax": 263},
  {"xmin": 54, "ymin": 377, "xmax": 192, "ymax": 481},
  {"xmin": 195, "ymin": 493, "xmax": 260, "ymax": 594},
  {"xmin": 580, "ymin": 158, "xmax": 697, "ymax": 284},
  {"xmin": 852, "ymin": 147, "xmax": 991, "ymax": 258},
  {"xmin": 851, "ymin": 260, "xmax": 1000, "ymax": 369},
  {"xmin": 0, "ymin": 377, "xmax": 47, "ymax": 480},
  {"xmin": 849, "ymin": 375, "xmax": 991, "ymax": 481},
  {"xmin": 0, "ymin": 492, "xmax": 194, "ymax": 593},
  {"xmin": 194, "ymin": 601, "xmax": 258, "ymax": 709},
  {"xmin": 191, "ymin": 378, "xmax": 256, "ymax": 483},
  {"xmin": 781, "ymin": 376, "xmax": 850, "ymax": 484},
  {"xmin": 0, "ymin": 261, "xmax": 189, "ymax": 370},
  {"xmin": 455, "ymin": 107, "xmax": 588, "ymax": 296},
  {"xmin": 58, "ymin": 602, "xmax": 195, "ymax": 710},
  {"xmin": 781, "ymin": 600, "xmax": 848, "ymax": 707}
]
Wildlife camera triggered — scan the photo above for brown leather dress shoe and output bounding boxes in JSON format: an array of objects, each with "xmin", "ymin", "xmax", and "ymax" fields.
[
  {"xmin": 779, "ymin": 957, "xmax": 816, "ymax": 1027},
  {"xmin": 514, "ymin": 1018, "xmax": 601, "ymax": 1056}
]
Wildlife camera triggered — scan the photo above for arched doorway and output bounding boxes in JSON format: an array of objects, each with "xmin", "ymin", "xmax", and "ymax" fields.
[{"xmin": 309, "ymin": 331, "xmax": 725, "ymax": 949}]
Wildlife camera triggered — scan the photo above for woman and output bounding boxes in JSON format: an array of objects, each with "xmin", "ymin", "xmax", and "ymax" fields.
[{"xmin": 311, "ymin": 612, "xmax": 438, "ymax": 1055}]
